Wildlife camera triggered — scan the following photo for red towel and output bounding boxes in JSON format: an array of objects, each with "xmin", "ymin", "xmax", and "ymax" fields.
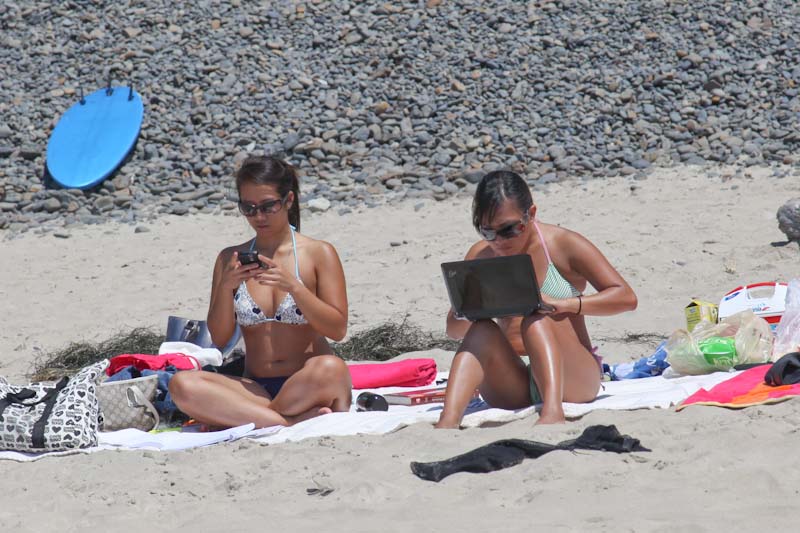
[
  {"xmin": 677, "ymin": 365, "xmax": 800, "ymax": 411},
  {"xmin": 348, "ymin": 358, "xmax": 437, "ymax": 389},
  {"xmin": 107, "ymin": 353, "xmax": 200, "ymax": 376}
]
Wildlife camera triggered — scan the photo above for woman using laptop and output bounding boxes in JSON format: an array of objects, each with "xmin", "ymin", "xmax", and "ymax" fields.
[
  {"xmin": 436, "ymin": 170, "xmax": 637, "ymax": 427},
  {"xmin": 170, "ymin": 156, "xmax": 352, "ymax": 428}
]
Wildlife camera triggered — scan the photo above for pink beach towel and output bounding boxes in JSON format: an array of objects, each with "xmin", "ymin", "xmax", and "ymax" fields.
[
  {"xmin": 677, "ymin": 365, "xmax": 800, "ymax": 411},
  {"xmin": 348, "ymin": 358, "xmax": 437, "ymax": 389}
]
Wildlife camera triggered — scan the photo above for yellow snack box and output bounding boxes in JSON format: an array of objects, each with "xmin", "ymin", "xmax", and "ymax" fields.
[{"xmin": 685, "ymin": 299, "xmax": 719, "ymax": 332}]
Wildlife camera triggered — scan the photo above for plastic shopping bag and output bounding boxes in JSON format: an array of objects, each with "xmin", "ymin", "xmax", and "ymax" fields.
[
  {"xmin": 774, "ymin": 279, "xmax": 800, "ymax": 359},
  {"xmin": 666, "ymin": 310, "xmax": 773, "ymax": 375}
]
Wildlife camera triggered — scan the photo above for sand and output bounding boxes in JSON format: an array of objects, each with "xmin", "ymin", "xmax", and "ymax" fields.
[{"xmin": 1, "ymin": 167, "xmax": 799, "ymax": 532}]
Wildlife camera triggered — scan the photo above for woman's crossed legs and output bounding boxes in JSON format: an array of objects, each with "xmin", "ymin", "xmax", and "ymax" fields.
[{"xmin": 169, "ymin": 355, "xmax": 352, "ymax": 429}]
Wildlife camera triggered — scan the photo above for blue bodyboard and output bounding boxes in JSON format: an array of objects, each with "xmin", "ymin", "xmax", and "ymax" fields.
[{"xmin": 46, "ymin": 87, "xmax": 144, "ymax": 190}]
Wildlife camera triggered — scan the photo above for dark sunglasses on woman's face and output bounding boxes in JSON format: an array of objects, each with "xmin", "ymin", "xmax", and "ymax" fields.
[
  {"xmin": 479, "ymin": 214, "xmax": 530, "ymax": 241},
  {"xmin": 238, "ymin": 195, "xmax": 287, "ymax": 217}
]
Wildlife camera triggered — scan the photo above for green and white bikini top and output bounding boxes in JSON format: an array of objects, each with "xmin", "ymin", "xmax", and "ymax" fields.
[{"xmin": 533, "ymin": 220, "xmax": 582, "ymax": 300}]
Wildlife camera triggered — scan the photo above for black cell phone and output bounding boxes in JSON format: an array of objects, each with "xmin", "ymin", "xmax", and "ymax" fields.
[{"xmin": 238, "ymin": 251, "xmax": 264, "ymax": 268}]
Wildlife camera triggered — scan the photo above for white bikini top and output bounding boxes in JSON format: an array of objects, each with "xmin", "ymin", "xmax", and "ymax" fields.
[{"xmin": 233, "ymin": 226, "xmax": 307, "ymax": 327}]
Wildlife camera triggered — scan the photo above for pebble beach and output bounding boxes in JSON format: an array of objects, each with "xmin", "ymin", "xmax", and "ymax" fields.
[{"xmin": 2, "ymin": 0, "xmax": 800, "ymax": 234}]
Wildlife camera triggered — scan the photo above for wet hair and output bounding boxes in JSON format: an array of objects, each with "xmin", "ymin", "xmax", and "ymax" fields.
[
  {"xmin": 472, "ymin": 170, "xmax": 533, "ymax": 231},
  {"xmin": 236, "ymin": 155, "xmax": 301, "ymax": 231}
]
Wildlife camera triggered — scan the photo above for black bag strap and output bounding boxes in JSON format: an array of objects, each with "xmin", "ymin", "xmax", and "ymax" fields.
[
  {"xmin": 0, "ymin": 388, "xmax": 37, "ymax": 420},
  {"xmin": 31, "ymin": 377, "xmax": 70, "ymax": 449}
]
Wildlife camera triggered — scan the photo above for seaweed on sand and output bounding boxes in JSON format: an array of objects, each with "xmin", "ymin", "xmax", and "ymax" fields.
[
  {"xmin": 332, "ymin": 320, "xmax": 459, "ymax": 361},
  {"xmin": 30, "ymin": 327, "xmax": 163, "ymax": 381},
  {"xmin": 27, "ymin": 320, "xmax": 457, "ymax": 379}
]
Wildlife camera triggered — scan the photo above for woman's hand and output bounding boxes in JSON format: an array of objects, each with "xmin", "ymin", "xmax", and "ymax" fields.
[
  {"xmin": 219, "ymin": 252, "xmax": 261, "ymax": 291},
  {"xmin": 537, "ymin": 294, "xmax": 580, "ymax": 315},
  {"xmin": 254, "ymin": 255, "xmax": 301, "ymax": 293}
]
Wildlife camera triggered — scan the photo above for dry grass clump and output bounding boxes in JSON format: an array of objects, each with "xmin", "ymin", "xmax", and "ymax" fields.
[
  {"xmin": 332, "ymin": 320, "xmax": 459, "ymax": 361},
  {"xmin": 28, "ymin": 320, "xmax": 457, "ymax": 380},
  {"xmin": 30, "ymin": 328, "xmax": 162, "ymax": 381}
]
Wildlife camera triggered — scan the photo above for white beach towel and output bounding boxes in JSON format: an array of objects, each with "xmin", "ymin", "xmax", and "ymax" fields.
[
  {"xmin": 0, "ymin": 370, "xmax": 739, "ymax": 461},
  {"xmin": 249, "ymin": 370, "xmax": 740, "ymax": 444},
  {"xmin": 158, "ymin": 341, "xmax": 223, "ymax": 367}
]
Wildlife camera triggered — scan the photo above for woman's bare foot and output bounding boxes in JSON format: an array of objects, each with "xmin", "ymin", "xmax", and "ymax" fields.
[
  {"xmin": 535, "ymin": 409, "xmax": 566, "ymax": 425},
  {"xmin": 434, "ymin": 414, "xmax": 462, "ymax": 429}
]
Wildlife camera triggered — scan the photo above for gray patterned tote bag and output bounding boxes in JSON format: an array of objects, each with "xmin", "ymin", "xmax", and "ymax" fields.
[
  {"xmin": 97, "ymin": 374, "xmax": 160, "ymax": 432},
  {"xmin": 0, "ymin": 360, "xmax": 107, "ymax": 452}
]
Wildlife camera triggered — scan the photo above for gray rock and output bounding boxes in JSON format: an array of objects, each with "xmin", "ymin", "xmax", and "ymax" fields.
[
  {"xmin": 548, "ymin": 145, "xmax": 567, "ymax": 160},
  {"xmin": 93, "ymin": 197, "xmax": 114, "ymax": 211},
  {"xmin": 433, "ymin": 152, "xmax": 452, "ymax": 166},
  {"xmin": 173, "ymin": 189, "xmax": 212, "ymax": 202},
  {"xmin": 307, "ymin": 197, "xmax": 331, "ymax": 212},
  {"xmin": 463, "ymin": 170, "xmax": 484, "ymax": 184},
  {"xmin": 353, "ymin": 126, "xmax": 371, "ymax": 142},
  {"xmin": 282, "ymin": 133, "xmax": 302, "ymax": 151},
  {"xmin": 43, "ymin": 198, "xmax": 62, "ymax": 212},
  {"xmin": 777, "ymin": 198, "xmax": 800, "ymax": 242},
  {"xmin": 19, "ymin": 146, "xmax": 40, "ymax": 160}
]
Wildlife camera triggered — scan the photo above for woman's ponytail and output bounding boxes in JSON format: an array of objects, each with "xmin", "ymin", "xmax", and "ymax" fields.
[{"xmin": 286, "ymin": 163, "xmax": 301, "ymax": 232}]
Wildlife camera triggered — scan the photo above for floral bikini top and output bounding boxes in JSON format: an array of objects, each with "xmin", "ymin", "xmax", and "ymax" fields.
[{"xmin": 233, "ymin": 226, "xmax": 308, "ymax": 327}]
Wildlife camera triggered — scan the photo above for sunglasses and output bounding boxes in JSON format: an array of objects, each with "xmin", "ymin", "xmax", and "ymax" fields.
[
  {"xmin": 479, "ymin": 214, "xmax": 530, "ymax": 241},
  {"xmin": 238, "ymin": 195, "xmax": 287, "ymax": 217}
]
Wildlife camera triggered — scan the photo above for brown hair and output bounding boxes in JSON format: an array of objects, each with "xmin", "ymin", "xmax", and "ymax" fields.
[
  {"xmin": 236, "ymin": 156, "xmax": 301, "ymax": 231},
  {"xmin": 472, "ymin": 170, "xmax": 533, "ymax": 231}
]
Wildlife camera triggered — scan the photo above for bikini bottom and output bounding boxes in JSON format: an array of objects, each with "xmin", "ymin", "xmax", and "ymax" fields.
[
  {"xmin": 252, "ymin": 376, "xmax": 289, "ymax": 398},
  {"xmin": 526, "ymin": 347, "xmax": 603, "ymax": 405}
]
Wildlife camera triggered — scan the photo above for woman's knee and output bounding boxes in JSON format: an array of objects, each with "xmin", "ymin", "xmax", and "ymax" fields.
[
  {"xmin": 168, "ymin": 371, "xmax": 203, "ymax": 403},
  {"xmin": 461, "ymin": 319, "xmax": 502, "ymax": 348},
  {"xmin": 304, "ymin": 355, "xmax": 351, "ymax": 386},
  {"xmin": 521, "ymin": 313, "xmax": 553, "ymax": 332},
  {"xmin": 468, "ymin": 319, "xmax": 500, "ymax": 334}
]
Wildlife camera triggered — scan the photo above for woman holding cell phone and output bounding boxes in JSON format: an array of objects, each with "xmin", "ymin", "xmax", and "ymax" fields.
[
  {"xmin": 170, "ymin": 156, "xmax": 351, "ymax": 428},
  {"xmin": 435, "ymin": 170, "xmax": 637, "ymax": 427}
]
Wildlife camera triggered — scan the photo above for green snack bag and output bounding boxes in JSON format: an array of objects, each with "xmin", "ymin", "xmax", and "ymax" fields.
[{"xmin": 698, "ymin": 336, "xmax": 737, "ymax": 366}]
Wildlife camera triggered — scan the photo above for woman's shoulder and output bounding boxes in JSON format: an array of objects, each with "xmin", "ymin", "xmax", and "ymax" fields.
[
  {"xmin": 540, "ymin": 221, "xmax": 586, "ymax": 245},
  {"xmin": 294, "ymin": 233, "xmax": 341, "ymax": 262},
  {"xmin": 466, "ymin": 240, "xmax": 493, "ymax": 259},
  {"xmin": 540, "ymin": 222, "xmax": 600, "ymax": 260}
]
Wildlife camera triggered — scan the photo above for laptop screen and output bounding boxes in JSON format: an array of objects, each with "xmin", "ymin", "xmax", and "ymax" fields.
[{"xmin": 442, "ymin": 255, "xmax": 541, "ymax": 320}]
